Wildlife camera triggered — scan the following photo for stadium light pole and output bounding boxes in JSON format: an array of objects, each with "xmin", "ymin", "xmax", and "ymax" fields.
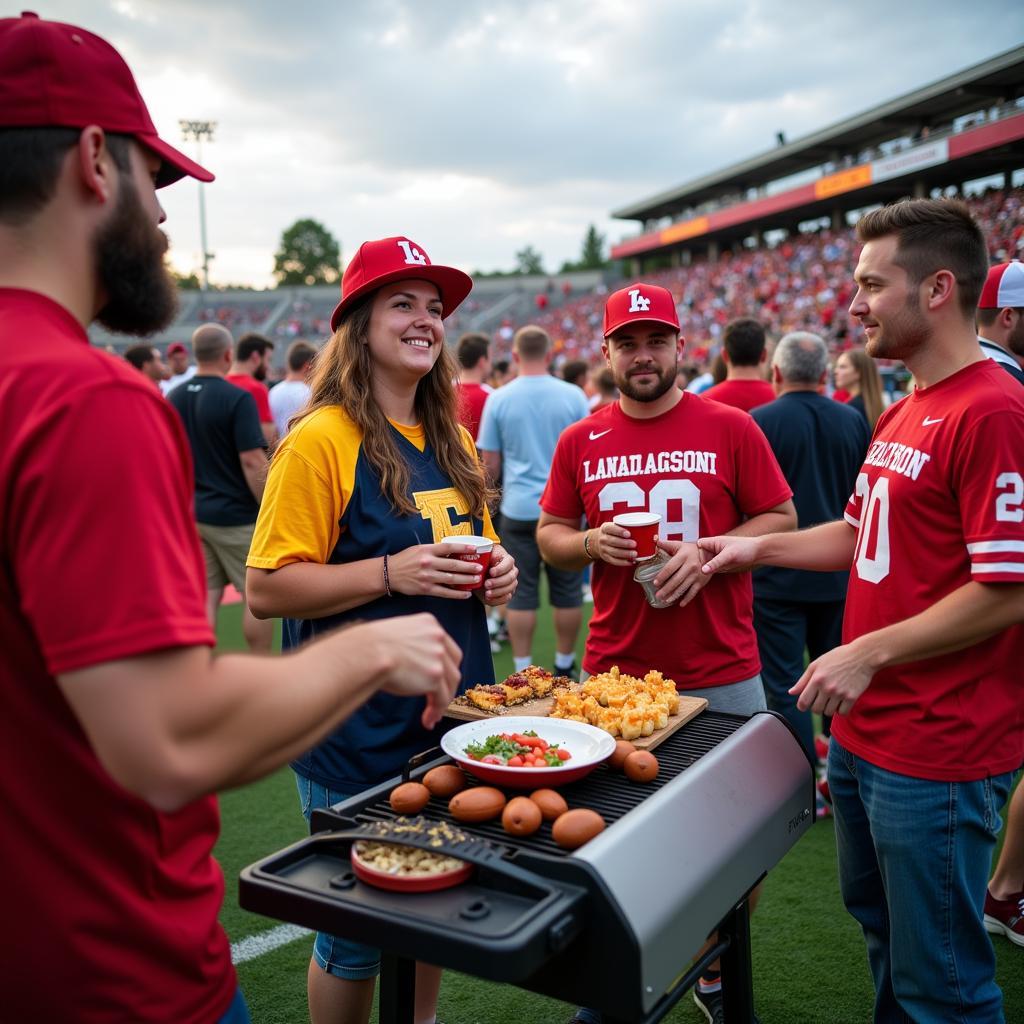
[{"xmin": 179, "ymin": 120, "xmax": 216, "ymax": 290}]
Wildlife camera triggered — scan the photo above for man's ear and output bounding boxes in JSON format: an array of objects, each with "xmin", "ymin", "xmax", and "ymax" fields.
[{"xmin": 76, "ymin": 125, "xmax": 116, "ymax": 205}]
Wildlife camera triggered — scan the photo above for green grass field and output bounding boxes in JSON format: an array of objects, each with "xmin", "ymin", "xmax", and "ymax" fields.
[{"xmin": 213, "ymin": 602, "xmax": 1022, "ymax": 1023}]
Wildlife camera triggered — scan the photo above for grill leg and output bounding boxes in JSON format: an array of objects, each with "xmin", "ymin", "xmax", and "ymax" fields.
[
  {"xmin": 719, "ymin": 898, "xmax": 755, "ymax": 1023},
  {"xmin": 378, "ymin": 953, "xmax": 416, "ymax": 1024}
]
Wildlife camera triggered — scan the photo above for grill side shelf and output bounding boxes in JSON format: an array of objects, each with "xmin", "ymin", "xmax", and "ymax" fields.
[{"xmin": 238, "ymin": 828, "xmax": 589, "ymax": 982}]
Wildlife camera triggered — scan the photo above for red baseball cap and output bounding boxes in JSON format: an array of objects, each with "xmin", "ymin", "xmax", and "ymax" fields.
[
  {"xmin": 603, "ymin": 282, "xmax": 680, "ymax": 337},
  {"xmin": 166, "ymin": 342, "xmax": 187, "ymax": 356},
  {"xmin": 0, "ymin": 12, "xmax": 213, "ymax": 187},
  {"xmin": 330, "ymin": 236, "xmax": 473, "ymax": 331},
  {"xmin": 978, "ymin": 261, "xmax": 1024, "ymax": 309}
]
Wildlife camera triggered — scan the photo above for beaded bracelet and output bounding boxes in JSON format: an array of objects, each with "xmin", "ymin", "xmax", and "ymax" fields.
[{"xmin": 382, "ymin": 553, "xmax": 392, "ymax": 597}]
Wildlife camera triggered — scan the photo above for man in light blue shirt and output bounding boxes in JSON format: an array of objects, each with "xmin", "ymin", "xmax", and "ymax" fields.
[{"xmin": 479, "ymin": 326, "xmax": 590, "ymax": 675}]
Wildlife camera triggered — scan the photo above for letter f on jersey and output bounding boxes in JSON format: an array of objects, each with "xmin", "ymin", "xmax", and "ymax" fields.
[{"xmin": 628, "ymin": 289, "xmax": 651, "ymax": 313}]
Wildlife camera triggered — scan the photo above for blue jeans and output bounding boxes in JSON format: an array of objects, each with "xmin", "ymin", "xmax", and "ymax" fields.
[
  {"xmin": 295, "ymin": 773, "xmax": 381, "ymax": 979},
  {"xmin": 828, "ymin": 739, "xmax": 1012, "ymax": 1023},
  {"xmin": 216, "ymin": 987, "xmax": 250, "ymax": 1024}
]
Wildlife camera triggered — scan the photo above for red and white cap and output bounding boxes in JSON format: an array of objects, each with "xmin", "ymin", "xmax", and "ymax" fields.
[
  {"xmin": 603, "ymin": 282, "xmax": 680, "ymax": 338},
  {"xmin": 978, "ymin": 261, "xmax": 1024, "ymax": 309},
  {"xmin": 0, "ymin": 12, "xmax": 213, "ymax": 187},
  {"xmin": 330, "ymin": 236, "xmax": 473, "ymax": 331}
]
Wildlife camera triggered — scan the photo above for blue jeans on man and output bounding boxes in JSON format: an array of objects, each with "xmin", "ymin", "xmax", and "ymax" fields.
[{"xmin": 828, "ymin": 739, "xmax": 1013, "ymax": 1023}]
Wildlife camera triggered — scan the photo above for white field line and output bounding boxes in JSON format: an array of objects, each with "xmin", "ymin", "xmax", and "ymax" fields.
[{"xmin": 231, "ymin": 923, "xmax": 311, "ymax": 964}]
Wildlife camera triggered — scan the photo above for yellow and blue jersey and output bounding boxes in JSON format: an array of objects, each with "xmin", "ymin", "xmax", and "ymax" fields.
[{"xmin": 249, "ymin": 405, "xmax": 498, "ymax": 790}]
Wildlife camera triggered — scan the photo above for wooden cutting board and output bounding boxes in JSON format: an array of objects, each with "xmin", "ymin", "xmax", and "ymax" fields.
[{"xmin": 444, "ymin": 693, "xmax": 707, "ymax": 751}]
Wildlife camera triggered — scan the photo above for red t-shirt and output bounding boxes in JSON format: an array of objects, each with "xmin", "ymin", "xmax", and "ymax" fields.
[
  {"xmin": 834, "ymin": 360, "xmax": 1024, "ymax": 781},
  {"xmin": 227, "ymin": 372, "xmax": 273, "ymax": 423},
  {"xmin": 0, "ymin": 290, "xmax": 235, "ymax": 1021},
  {"xmin": 456, "ymin": 381, "xmax": 492, "ymax": 442},
  {"xmin": 541, "ymin": 394, "xmax": 791, "ymax": 687},
  {"xmin": 702, "ymin": 378, "xmax": 776, "ymax": 412}
]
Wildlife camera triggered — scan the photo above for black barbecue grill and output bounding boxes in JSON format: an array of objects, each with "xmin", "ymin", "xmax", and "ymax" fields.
[{"xmin": 240, "ymin": 710, "xmax": 815, "ymax": 1024}]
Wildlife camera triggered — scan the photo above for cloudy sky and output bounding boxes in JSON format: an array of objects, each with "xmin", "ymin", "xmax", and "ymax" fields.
[{"xmin": 42, "ymin": 1, "xmax": 1024, "ymax": 287}]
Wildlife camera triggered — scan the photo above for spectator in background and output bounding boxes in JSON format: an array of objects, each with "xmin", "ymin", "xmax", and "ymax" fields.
[
  {"xmin": 833, "ymin": 348, "xmax": 885, "ymax": 429},
  {"xmin": 703, "ymin": 317, "xmax": 776, "ymax": 411},
  {"xmin": 161, "ymin": 339, "xmax": 196, "ymax": 394},
  {"xmin": 976, "ymin": 260, "xmax": 1024, "ymax": 383},
  {"xmin": 123, "ymin": 343, "xmax": 169, "ymax": 389},
  {"xmin": 454, "ymin": 331, "xmax": 492, "ymax": 442},
  {"xmin": 479, "ymin": 325, "xmax": 589, "ymax": 676},
  {"xmin": 588, "ymin": 365, "xmax": 618, "ymax": 411},
  {"xmin": 269, "ymin": 339, "xmax": 316, "ymax": 438},
  {"xmin": 167, "ymin": 324, "xmax": 273, "ymax": 654},
  {"xmin": 561, "ymin": 358, "xmax": 590, "ymax": 392},
  {"xmin": 487, "ymin": 358, "xmax": 514, "ymax": 389},
  {"xmin": 228, "ymin": 331, "xmax": 277, "ymax": 447},
  {"xmin": 750, "ymin": 332, "xmax": 870, "ymax": 767}
]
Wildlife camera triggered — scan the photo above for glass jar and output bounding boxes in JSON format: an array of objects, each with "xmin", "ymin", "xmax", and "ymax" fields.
[{"xmin": 632, "ymin": 550, "xmax": 673, "ymax": 609}]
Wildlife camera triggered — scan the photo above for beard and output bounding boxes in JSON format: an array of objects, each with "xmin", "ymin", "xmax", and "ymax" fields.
[
  {"xmin": 614, "ymin": 362, "xmax": 678, "ymax": 403},
  {"xmin": 1006, "ymin": 316, "xmax": 1024, "ymax": 359},
  {"xmin": 253, "ymin": 362, "xmax": 267, "ymax": 381},
  {"xmin": 863, "ymin": 291, "xmax": 930, "ymax": 361},
  {"xmin": 94, "ymin": 177, "xmax": 178, "ymax": 336}
]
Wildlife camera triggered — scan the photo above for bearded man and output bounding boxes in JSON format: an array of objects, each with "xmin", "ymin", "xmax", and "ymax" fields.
[{"xmin": 537, "ymin": 282, "xmax": 795, "ymax": 1024}]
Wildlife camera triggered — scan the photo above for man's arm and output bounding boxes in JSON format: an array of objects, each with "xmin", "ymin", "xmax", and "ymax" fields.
[
  {"xmin": 655, "ymin": 498, "xmax": 797, "ymax": 607},
  {"xmin": 481, "ymin": 449, "xmax": 501, "ymax": 487},
  {"xmin": 239, "ymin": 447, "xmax": 267, "ymax": 502},
  {"xmin": 260, "ymin": 421, "xmax": 279, "ymax": 449},
  {"xmin": 792, "ymin": 581, "xmax": 1024, "ymax": 717},
  {"xmin": 537, "ymin": 511, "xmax": 596, "ymax": 571},
  {"xmin": 698, "ymin": 519, "xmax": 858, "ymax": 575},
  {"xmin": 57, "ymin": 614, "xmax": 462, "ymax": 813}
]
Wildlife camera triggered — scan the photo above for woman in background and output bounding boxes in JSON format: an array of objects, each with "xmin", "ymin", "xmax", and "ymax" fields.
[{"xmin": 834, "ymin": 347, "xmax": 885, "ymax": 430}]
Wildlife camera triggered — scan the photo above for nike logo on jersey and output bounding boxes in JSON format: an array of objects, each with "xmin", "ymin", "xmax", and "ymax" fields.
[
  {"xmin": 922, "ymin": 416, "xmax": 944, "ymax": 426},
  {"xmin": 589, "ymin": 429, "xmax": 612, "ymax": 441}
]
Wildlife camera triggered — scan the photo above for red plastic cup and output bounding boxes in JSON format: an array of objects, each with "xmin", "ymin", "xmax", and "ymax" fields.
[
  {"xmin": 613, "ymin": 512, "xmax": 661, "ymax": 561},
  {"xmin": 438, "ymin": 536, "xmax": 493, "ymax": 590}
]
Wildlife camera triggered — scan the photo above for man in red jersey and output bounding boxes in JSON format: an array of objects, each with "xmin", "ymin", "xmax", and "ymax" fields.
[
  {"xmin": 0, "ymin": 14, "xmax": 460, "ymax": 1023},
  {"xmin": 700, "ymin": 199, "xmax": 1024, "ymax": 1023},
  {"xmin": 454, "ymin": 330, "xmax": 493, "ymax": 443},
  {"xmin": 538, "ymin": 282, "xmax": 795, "ymax": 1023},
  {"xmin": 701, "ymin": 317, "xmax": 776, "ymax": 412},
  {"xmin": 227, "ymin": 331, "xmax": 278, "ymax": 447}
]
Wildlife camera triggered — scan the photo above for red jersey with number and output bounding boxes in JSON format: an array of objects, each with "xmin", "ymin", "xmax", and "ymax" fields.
[
  {"xmin": 834, "ymin": 359, "xmax": 1024, "ymax": 781},
  {"xmin": 541, "ymin": 394, "xmax": 791, "ymax": 687},
  {"xmin": 0, "ymin": 290, "xmax": 235, "ymax": 1021}
]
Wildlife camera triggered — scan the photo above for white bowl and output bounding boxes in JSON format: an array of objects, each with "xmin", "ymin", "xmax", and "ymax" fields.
[{"xmin": 440, "ymin": 716, "xmax": 617, "ymax": 788}]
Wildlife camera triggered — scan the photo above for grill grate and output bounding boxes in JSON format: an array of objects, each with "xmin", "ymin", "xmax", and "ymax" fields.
[{"xmin": 348, "ymin": 711, "xmax": 747, "ymax": 858}]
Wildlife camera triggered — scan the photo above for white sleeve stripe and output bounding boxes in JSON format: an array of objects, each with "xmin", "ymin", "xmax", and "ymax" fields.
[
  {"xmin": 967, "ymin": 540, "xmax": 1024, "ymax": 554},
  {"xmin": 970, "ymin": 562, "xmax": 1024, "ymax": 574},
  {"xmin": 844, "ymin": 512, "xmax": 860, "ymax": 528}
]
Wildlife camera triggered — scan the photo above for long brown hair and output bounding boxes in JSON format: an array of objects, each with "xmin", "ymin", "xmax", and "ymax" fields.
[
  {"xmin": 296, "ymin": 292, "xmax": 493, "ymax": 517},
  {"xmin": 843, "ymin": 348, "xmax": 885, "ymax": 430}
]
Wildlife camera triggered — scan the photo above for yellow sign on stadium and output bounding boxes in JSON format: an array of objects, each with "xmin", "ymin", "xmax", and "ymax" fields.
[
  {"xmin": 662, "ymin": 216, "xmax": 711, "ymax": 244},
  {"xmin": 815, "ymin": 165, "xmax": 872, "ymax": 200}
]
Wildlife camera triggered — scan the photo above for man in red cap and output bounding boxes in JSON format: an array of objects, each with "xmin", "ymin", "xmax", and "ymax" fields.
[
  {"xmin": 537, "ymin": 282, "xmax": 795, "ymax": 1024},
  {"xmin": 163, "ymin": 339, "xmax": 198, "ymax": 394},
  {"xmin": 977, "ymin": 259, "xmax": 1024, "ymax": 384},
  {"xmin": 0, "ymin": 14, "xmax": 461, "ymax": 1023}
]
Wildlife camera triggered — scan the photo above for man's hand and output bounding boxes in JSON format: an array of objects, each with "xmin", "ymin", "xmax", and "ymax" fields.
[
  {"xmin": 789, "ymin": 641, "xmax": 875, "ymax": 717},
  {"xmin": 366, "ymin": 614, "xmax": 463, "ymax": 728},
  {"xmin": 591, "ymin": 521, "xmax": 637, "ymax": 566},
  {"xmin": 652, "ymin": 539, "xmax": 710, "ymax": 607},
  {"xmin": 697, "ymin": 534, "xmax": 762, "ymax": 575},
  {"xmin": 480, "ymin": 544, "xmax": 518, "ymax": 605}
]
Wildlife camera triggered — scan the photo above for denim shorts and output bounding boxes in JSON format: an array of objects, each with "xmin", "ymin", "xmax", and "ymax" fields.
[
  {"xmin": 295, "ymin": 773, "xmax": 381, "ymax": 979},
  {"xmin": 499, "ymin": 514, "xmax": 583, "ymax": 611}
]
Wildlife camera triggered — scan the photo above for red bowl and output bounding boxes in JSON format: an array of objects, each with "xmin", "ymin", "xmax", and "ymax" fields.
[
  {"xmin": 440, "ymin": 716, "xmax": 616, "ymax": 789},
  {"xmin": 350, "ymin": 841, "xmax": 472, "ymax": 893}
]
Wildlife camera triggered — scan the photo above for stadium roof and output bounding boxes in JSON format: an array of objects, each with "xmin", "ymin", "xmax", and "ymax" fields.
[{"xmin": 613, "ymin": 44, "xmax": 1024, "ymax": 222}]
